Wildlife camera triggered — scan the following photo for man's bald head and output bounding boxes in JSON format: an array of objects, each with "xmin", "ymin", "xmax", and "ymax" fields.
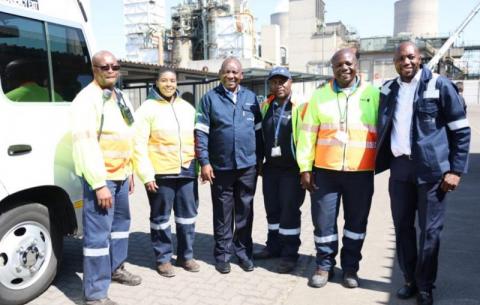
[
  {"xmin": 91, "ymin": 50, "xmax": 119, "ymax": 89},
  {"xmin": 330, "ymin": 48, "xmax": 358, "ymax": 88},
  {"xmin": 92, "ymin": 50, "xmax": 116, "ymax": 66},
  {"xmin": 219, "ymin": 56, "xmax": 243, "ymax": 92}
]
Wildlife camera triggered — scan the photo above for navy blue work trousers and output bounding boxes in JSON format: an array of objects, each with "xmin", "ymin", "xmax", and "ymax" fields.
[
  {"xmin": 262, "ymin": 166, "xmax": 305, "ymax": 261},
  {"xmin": 389, "ymin": 156, "xmax": 447, "ymax": 291},
  {"xmin": 310, "ymin": 169, "xmax": 374, "ymax": 273},
  {"xmin": 82, "ymin": 178, "xmax": 131, "ymax": 301},
  {"xmin": 210, "ymin": 166, "xmax": 257, "ymax": 263},
  {"xmin": 147, "ymin": 178, "xmax": 198, "ymax": 264}
]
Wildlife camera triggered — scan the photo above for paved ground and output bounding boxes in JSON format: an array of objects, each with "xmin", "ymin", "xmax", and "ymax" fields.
[{"xmin": 28, "ymin": 105, "xmax": 480, "ymax": 305}]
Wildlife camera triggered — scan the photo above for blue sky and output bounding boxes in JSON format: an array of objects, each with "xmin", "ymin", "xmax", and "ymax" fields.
[{"xmin": 91, "ymin": 0, "xmax": 480, "ymax": 58}]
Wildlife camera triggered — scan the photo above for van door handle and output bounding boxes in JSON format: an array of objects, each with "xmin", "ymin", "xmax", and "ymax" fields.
[{"xmin": 8, "ymin": 144, "xmax": 32, "ymax": 156}]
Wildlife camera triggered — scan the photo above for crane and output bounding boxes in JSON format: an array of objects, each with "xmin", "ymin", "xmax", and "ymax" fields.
[{"xmin": 427, "ymin": 1, "xmax": 480, "ymax": 70}]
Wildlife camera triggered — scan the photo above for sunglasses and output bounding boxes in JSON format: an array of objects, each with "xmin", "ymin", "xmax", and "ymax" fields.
[{"xmin": 94, "ymin": 64, "xmax": 121, "ymax": 71}]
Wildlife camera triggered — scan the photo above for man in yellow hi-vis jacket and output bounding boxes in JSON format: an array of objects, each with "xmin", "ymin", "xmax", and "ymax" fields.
[
  {"xmin": 296, "ymin": 48, "xmax": 379, "ymax": 289},
  {"xmin": 71, "ymin": 50, "xmax": 141, "ymax": 305}
]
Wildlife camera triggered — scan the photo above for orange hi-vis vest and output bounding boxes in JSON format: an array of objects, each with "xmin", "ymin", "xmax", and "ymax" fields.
[{"xmin": 297, "ymin": 79, "xmax": 380, "ymax": 172}]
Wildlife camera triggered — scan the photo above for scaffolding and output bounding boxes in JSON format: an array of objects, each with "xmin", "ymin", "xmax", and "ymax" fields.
[{"xmin": 124, "ymin": 0, "xmax": 166, "ymax": 64}]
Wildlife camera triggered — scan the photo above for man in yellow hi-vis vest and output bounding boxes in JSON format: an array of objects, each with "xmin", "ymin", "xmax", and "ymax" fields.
[
  {"xmin": 296, "ymin": 48, "xmax": 379, "ymax": 289},
  {"xmin": 71, "ymin": 51, "xmax": 141, "ymax": 305}
]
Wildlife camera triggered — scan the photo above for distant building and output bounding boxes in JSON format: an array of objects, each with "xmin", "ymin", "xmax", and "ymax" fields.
[{"xmin": 124, "ymin": 0, "xmax": 166, "ymax": 64}]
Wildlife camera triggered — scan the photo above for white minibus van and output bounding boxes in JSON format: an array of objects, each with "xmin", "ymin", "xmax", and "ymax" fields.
[{"xmin": 0, "ymin": 0, "xmax": 94, "ymax": 304}]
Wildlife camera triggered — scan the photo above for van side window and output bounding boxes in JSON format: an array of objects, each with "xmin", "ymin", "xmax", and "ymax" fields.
[
  {"xmin": 0, "ymin": 12, "xmax": 51, "ymax": 102},
  {"xmin": 48, "ymin": 22, "xmax": 92, "ymax": 102},
  {"xmin": 0, "ymin": 12, "xmax": 92, "ymax": 103}
]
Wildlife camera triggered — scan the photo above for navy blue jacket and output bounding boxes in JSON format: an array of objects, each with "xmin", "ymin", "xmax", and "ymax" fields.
[
  {"xmin": 376, "ymin": 66, "xmax": 471, "ymax": 183},
  {"xmin": 194, "ymin": 84, "xmax": 263, "ymax": 171}
]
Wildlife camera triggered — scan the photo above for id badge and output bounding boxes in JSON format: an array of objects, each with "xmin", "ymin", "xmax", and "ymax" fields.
[
  {"xmin": 271, "ymin": 146, "xmax": 282, "ymax": 157},
  {"xmin": 334, "ymin": 130, "xmax": 349, "ymax": 144}
]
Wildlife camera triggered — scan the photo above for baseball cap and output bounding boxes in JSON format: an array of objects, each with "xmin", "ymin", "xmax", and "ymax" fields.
[{"xmin": 268, "ymin": 66, "xmax": 292, "ymax": 80}]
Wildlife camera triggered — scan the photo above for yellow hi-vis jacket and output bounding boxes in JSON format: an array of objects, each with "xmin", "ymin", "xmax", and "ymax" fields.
[
  {"xmin": 71, "ymin": 82, "xmax": 135, "ymax": 189},
  {"xmin": 260, "ymin": 94, "xmax": 307, "ymax": 152},
  {"xmin": 296, "ymin": 79, "xmax": 379, "ymax": 172},
  {"xmin": 133, "ymin": 91, "xmax": 195, "ymax": 184}
]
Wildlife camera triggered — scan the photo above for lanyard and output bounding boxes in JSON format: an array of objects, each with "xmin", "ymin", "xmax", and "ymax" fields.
[{"xmin": 273, "ymin": 98, "xmax": 289, "ymax": 146}]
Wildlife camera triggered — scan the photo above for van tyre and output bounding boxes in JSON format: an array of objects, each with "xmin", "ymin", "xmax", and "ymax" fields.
[{"xmin": 0, "ymin": 203, "xmax": 63, "ymax": 305}]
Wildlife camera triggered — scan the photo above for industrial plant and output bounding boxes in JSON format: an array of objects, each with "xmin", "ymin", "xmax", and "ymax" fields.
[{"xmin": 121, "ymin": 0, "xmax": 480, "ymax": 104}]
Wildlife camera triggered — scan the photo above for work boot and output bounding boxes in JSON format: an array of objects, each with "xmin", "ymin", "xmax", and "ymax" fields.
[
  {"xmin": 308, "ymin": 268, "xmax": 334, "ymax": 288},
  {"xmin": 397, "ymin": 282, "xmax": 418, "ymax": 299},
  {"xmin": 84, "ymin": 297, "xmax": 118, "ymax": 305},
  {"xmin": 157, "ymin": 262, "xmax": 176, "ymax": 277},
  {"xmin": 342, "ymin": 271, "xmax": 360, "ymax": 288},
  {"xmin": 277, "ymin": 259, "xmax": 297, "ymax": 274},
  {"xmin": 176, "ymin": 258, "xmax": 200, "ymax": 272},
  {"xmin": 417, "ymin": 290, "xmax": 433, "ymax": 305},
  {"xmin": 111, "ymin": 265, "xmax": 142, "ymax": 286}
]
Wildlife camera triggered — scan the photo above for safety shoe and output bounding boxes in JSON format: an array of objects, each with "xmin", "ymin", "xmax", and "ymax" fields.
[
  {"xmin": 397, "ymin": 282, "xmax": 418, "ymax": 299},
  {"xmin": 342, "ymin": 271, "xmax": 360, "ymax": 288},
  {"xmin": 176, "ymin": 258, "xmax": 200, "ymax": 272},
  {"xmin": 157, "ymin": 262, "xmax": 176, "ymax": 277},
  {"xmin": 308, "ymin": 268, "xmax": 334, "ymax": 288},
  {"xmin": 111, "ymin": 265, "xmax": 142, "ymax": 286},
  {"xmin": 416, "ymin": 290, "xmax": 433, "ymax": 305},
  {"xmin": 84, "ymin": 297, "xmax": 118, "ymax": 305},
  {"xmin": 277, "ymin": 259, "xmax": 297, "ymax": 274},
  {"xmin": 215, "ymin": 261, "xmax": 231, "ymax": 274},
  {"xmin": 239, "ymin": 259, "xmax": 254, "ymax": 272}
]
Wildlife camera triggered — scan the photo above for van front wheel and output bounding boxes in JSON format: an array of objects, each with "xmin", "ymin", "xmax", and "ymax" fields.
[{"xmin": 0, "ymin": 203, "xmax": 62, "ymax": 305}]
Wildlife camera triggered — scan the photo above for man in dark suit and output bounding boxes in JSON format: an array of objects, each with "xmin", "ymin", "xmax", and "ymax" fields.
[{"xmin": 376, "ymin": 42, "xmax": 470, "ymax": 305}]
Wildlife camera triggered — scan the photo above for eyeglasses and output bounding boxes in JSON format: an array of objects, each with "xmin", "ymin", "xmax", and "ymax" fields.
[{"xmin": 94, "ymin": 64, "xmax": 121, "ymax": 71}]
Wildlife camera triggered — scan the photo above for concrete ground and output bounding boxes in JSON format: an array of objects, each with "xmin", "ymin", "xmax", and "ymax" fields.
[{"xmin": 28, "ymin": 105, "xmax": 480, "ymax": 305}]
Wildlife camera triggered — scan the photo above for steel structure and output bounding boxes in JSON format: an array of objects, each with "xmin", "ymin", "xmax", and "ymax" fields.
[{"xmin": 124, "ymin": 0, "xmax": 166, "ymax": 64}]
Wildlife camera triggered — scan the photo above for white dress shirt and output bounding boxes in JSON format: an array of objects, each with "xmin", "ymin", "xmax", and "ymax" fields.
[{"xmin": 391, "ymin": 69, "xmax": 422, "ymax": 157}]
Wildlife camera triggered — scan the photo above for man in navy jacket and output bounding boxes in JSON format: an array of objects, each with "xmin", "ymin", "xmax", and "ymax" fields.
[
  {"xmin": 376, "ymin": 42, "xmax": 470, "ymax": 305},
  {"xmin": 195, "ymin": 57, "xmax": 263, "ymax": 274}
]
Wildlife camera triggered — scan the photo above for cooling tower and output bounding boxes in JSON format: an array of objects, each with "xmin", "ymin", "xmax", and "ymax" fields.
[
  {"xmin": 394, "ymin": 0, "xmax": 438, "ymax": 37},
  {"xmin": 271, "ymin": 12, "xmax": 289, "ymax": 47}
]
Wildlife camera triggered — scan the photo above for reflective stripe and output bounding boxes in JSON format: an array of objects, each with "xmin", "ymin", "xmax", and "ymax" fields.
[
  {"xmin": 381, "ymin": 80, "xmax": 394, "ymax": 96},
  {"xmin": 83, "ymin": 247, "xmax": 109, "ymax": 257},
  {"xmin": 279, "ymin": 227, "xmax": 301, "ymax": 235},
  {"xmin": 314, "ymin": 234, "xmax": 338, "ymax": 243},
  {"xmin": 447, "ymin": 118, "xmax": 469, "ymax": 130},
  {"xmin": 301, "ymin": 123, "xmax": 319, "ymax": 133},
  {"xmin": 268, "ymin": 223, "xmax": 280, "ymax": 230},
  {"xmin": 343, "ymin": 229, "xmax": 366, "ymax": 240},
  {"xmin": 150, "ymin": 221, "xmax": 170, "ymax": 230},
  {"xmin": 194, "ymin": 123, "xmax": 210, "ymax": 134},
  {"xmin": 255, "ymin": 122, "xmax": 262, "ymax": 130},
  {"xmin": 72, "ymin": 130, "xmax": 96, "ymax": 142},
  {"xmin": 102, "ymin": 150, "xmax": 132, "ymax": 159},
  {"xmin": 111, "ymin": 231, "xmax": 129, "ymax": 239},
  {"xmin": 423, "ymin": 74, "xmax": 440, "ymax": 99},
  {"xmin": 148, "ymin": 145, "xmax": 180, "ymax": 154},
  {"xmin": 317, "ymin": 139, "xmax": 376, "ymax": 148},
  {"xmin": 175, "ymin": 216, "xmax": 196, "ymax": 225},
  {"xmin": 319, "ymin": 123, "xmax": 376, "ymax": 133},
  {"xmin": 99, "ymin": 133, "xmax": 133, "ymax": 141}
]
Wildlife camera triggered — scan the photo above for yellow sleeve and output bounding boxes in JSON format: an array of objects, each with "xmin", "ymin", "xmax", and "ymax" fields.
[
  {"xmin": 132, "ymin": 101, "xmax": 155, "ymax": 184},
  {"xmin": 296, "ymin": 90, "xmax": 321, "ymax": 172},
  {"xmin": 71, "ymin": 90, "xmax": 107, "ymax": 189}
]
